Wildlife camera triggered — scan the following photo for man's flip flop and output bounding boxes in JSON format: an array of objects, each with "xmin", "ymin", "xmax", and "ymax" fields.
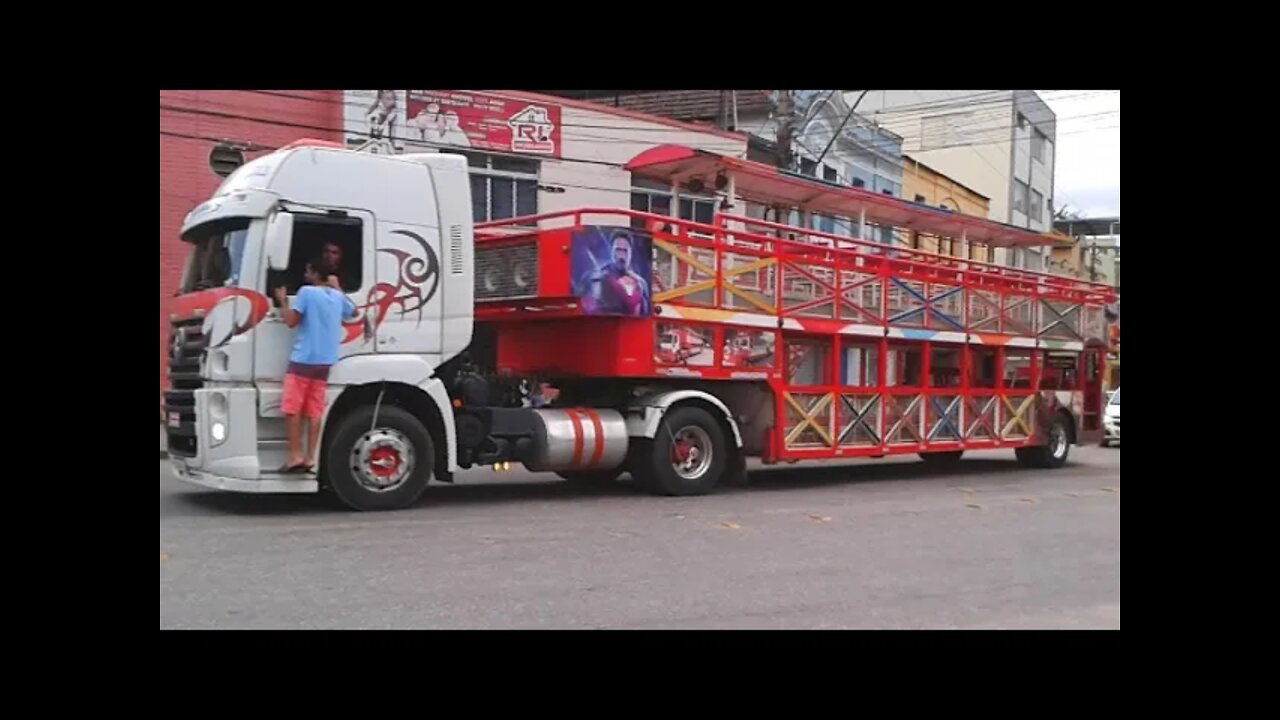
[{"xmin": 278, "ymin": 463, "xmax": 311, "ymax": 474}]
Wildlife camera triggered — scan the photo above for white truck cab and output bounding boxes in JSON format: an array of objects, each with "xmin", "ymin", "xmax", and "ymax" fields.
[{"xmin": 165, "ymin": 142, "xmax": 476, "ymax": 507}]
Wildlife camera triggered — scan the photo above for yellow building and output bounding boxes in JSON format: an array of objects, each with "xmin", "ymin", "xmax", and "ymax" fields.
[
  {"xmin": 899, "ymin": 155, "xmax": 993, "ymax": 261},
  {"xmin": 1046, "ymin": 231, "xmax": 1083, "ymax": 276}
]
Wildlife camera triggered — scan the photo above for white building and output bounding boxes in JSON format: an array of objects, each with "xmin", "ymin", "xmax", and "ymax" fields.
[
  {"xmin": 846, "ymin": 90, "xmax": 1057, "ymax": 270},
  {"xmin": 341, "ymin": 90, "xmax": 748, "ymax": 227},
  {"xmin": 553, "ymin": 91, "xmax": 907, "ymax": 242}
]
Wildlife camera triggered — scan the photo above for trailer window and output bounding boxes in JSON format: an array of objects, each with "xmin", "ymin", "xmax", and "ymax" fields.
[
  {"xmin": 1040, "ymin": 352, "xmax": 1079, "ymax": 391},
  {"xmin": 970, "ymin": 347, "xmax": 997, "ymax": 389},
  {"xmin": 840, "ymin": 342, "xmax": 879, "ymax": 387},
  {"xmin": 929, "ymin": 346, "xmax": 962, "ymax": 388},
  {"xmin": 653, "ymin": 323, "xmax": 714, "ymax": 367},
  {"xmin": 1004, "ymin": 349, "xmax": 1034, "ymax": 389},
  {"xmin": 787, "ymin": 338, "xmax": 830, "ymax": 386},
  {"xmin": 722, "ymin": 329, "xmax": 776, "ymax": 369},
  {"xmin": 887, "ymin": 345, "xmax": 922, "ymax": 387}
]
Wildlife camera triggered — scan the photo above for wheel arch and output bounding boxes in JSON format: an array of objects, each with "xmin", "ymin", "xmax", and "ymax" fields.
[
  {"xmin": 324, "ymin": 379, "xmax": 454, "ymax": 482},
  {"xmin": 626, "ymin": 389, "xmax": 744, "ymax": 449},
  {"xmin": 1058, "ymin": 407, "xmax": 1078, "ymax": 445}
]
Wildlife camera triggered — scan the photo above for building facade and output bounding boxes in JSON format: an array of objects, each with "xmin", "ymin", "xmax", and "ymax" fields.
[
  {"xmin": 159, "ymin": 90, "xmax": 746, "ymax": 410},
  {"xmin": 846, "ymin": 90, "xmax": 1058, "ymax": 271},
  {"xmin": 559, "ymin": 90, "xmax": 907, "ymax": 244},
  {"xmin": 900, "ymin": 154, "xmax": 992, "ymax": 259},
  {"xmin": 1053, "ymin": 216, "xmax": 1120, "ymax": 290}
]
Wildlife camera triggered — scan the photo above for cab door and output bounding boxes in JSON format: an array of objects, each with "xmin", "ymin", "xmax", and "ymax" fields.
[{"xmin": 254, "ymin": 209, "xmax": 377, "ymax": 417}]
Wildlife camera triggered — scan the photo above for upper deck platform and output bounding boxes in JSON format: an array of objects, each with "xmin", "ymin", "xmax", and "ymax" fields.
[{"xmin": 474, "ymin": 207, "xmax": 1115, "ymax": 351}]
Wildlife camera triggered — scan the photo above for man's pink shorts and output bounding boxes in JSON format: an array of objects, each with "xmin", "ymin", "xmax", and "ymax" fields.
[{"xmin": 281, "ymin": 372, "xmax": 327, "ymax": 419}]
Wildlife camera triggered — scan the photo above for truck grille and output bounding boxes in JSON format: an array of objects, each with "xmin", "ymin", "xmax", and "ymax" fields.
[
  {"xmin": 163, "ymin": 317, "xmax": 206, "ymax": 457},
  {"xmin": 475, "ymin": 242, "xmax": 538, "ymax": 301}
]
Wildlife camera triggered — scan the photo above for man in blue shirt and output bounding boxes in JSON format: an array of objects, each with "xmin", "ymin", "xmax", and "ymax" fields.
[{"xmin": 272, "ymin": 257, "xmax": 357, "ymax": 473}]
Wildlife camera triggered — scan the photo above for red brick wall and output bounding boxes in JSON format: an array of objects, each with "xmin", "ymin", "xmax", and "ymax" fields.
[{"xmin": 159, "ymin": 90, "xmax": 343, "ymax": 416}]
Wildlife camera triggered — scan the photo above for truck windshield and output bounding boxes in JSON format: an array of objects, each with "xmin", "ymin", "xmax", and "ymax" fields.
[{"xmin": 182, "ymin": 219, "xmax": 251, "ymax": 293}]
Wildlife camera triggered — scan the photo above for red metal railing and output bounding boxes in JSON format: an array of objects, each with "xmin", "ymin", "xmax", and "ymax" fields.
[{"xmin": 475, "ymin": 208, "xmax": 1115, "ymax": 334}]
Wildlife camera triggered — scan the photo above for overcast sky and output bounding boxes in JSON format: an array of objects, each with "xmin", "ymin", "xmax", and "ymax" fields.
[{"xmin": 1038, "ymin": 90, "xmax": 1120, "ymax": 218}]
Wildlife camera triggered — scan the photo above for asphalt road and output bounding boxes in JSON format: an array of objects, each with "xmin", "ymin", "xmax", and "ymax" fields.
[{"xmin": 160, "ymin": 446, "xmax": 1120, "ymax": 629}]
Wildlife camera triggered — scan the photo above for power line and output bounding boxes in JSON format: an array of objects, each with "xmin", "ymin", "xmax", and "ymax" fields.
[
  {"xmin": 189, "ymin": 90, "xmax": 1115, "ymax": 172},
  {"xmin": 234, "ymin": 88, "xmax": 1110, "ymax": 138},
  {"xmin": 161, "ymin": 104, "xmax": 1116, "ymax": 230},
  {"xmin": 160, "ymin": 104, "xmax": 648, "ymax": 171}
]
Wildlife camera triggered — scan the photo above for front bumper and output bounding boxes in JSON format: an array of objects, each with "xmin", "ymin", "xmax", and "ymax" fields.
[
  {"xmin": 171, "ymin": 455, "xmax": 317, "ymax": 493},
  {"xmin": 169, "ymin": 386, "xmax": 320, "ymax": 494},
  {"xmin": 1104, "ymin": 418, "xmax": 1120, "ymax": 441}
]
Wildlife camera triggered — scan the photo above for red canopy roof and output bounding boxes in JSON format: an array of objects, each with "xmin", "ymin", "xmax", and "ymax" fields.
[{"xmin": 626, "ymin": 145, "xmax": 1056, "ymax": 248}]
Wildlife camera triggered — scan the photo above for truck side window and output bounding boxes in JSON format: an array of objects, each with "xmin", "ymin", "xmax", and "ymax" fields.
[{"xmin": 267, "ymin": 214, "xmax": 364, "ymax": 296}]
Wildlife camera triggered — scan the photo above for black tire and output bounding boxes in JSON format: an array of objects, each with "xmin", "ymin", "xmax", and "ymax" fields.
[
  {"xmin": 1099, "ymin": 438, "xmax": 1111, "ymax": 448},
  {"xmin": 631, "ymin": 406, "xmax": 728, "ymax": 496},
  {"xmin": 556, "ymin": 469, "xmax": 623, "ymax": 486},
  {"xmin": 625, "ymin": 439, "xmax": 660, "ymax": 493},
  {"xmin": 325, "ymin": 405, "xmax": 434, "ymax": 511},
  {"xmin": 919, "ymin": 450, "xmax": 964, "ymax": 464},
  {"xmin": 1015, "ymin": 414, "xmax": 1071, "ymax": 469}
]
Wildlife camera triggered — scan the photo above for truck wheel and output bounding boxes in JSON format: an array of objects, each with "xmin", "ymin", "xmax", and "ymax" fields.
[
  {"xmin": 919, "ymin": 450, "xmax": 964, "ymax": 464},
  {"xmin": 556, "ymin": 470, "xmax": 622, "ymax": 486},
  {"xmin": 325, "ymin": 405, "xmax": 434, "ymax": 511},
  {"xmin": 1015, "ymin": 414, "xmax": 1071, "ymax": 469},
  {"xmin": 632, "ymin": 406, "xmax": 728, "ymax": 496}
]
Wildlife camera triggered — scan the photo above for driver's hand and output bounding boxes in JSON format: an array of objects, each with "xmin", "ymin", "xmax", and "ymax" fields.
[{"xmin": 327, "ymin": 274, "xmax": 341, "ymax": 290}]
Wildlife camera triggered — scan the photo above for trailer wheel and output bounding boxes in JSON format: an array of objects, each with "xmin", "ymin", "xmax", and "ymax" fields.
[
  {"xmin": 1015, "ymin": 414, "xmax": 1071, "ymax": 469},
  {"xmin": 632, "ymin": 405, "xmax": 728, "ymax": 496},
  {"xmin": 325, "ymin": 405, "xmax": 434, "ymax": 511},
  {"xmin": 919, "ymin": 450, "xmax": 964, "ymax": 465},
  {"xmin": 556, "ymin": 470, "xmax": 622, "ymax": 486}
]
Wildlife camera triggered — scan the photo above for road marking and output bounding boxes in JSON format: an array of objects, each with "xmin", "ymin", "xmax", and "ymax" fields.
[
  {"xmin": 808, "ymin": 514, "xmax": 832, "ymax": 523},
  {"xmin": 718, "ymin": 521, "xmax": 742, "ymax": 530}
]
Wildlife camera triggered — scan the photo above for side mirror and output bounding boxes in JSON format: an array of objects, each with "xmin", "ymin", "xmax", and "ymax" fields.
[{"xmin": 265, "ymin": 211, "xmax": 294, "ymax": 271}]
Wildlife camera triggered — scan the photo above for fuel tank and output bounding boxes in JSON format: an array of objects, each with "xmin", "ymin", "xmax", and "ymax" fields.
[{"xmin": 520, "ymin": 408, "xmax": 629, "ymax": 472}]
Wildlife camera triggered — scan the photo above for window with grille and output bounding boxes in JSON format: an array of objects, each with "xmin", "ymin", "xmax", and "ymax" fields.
[{"xmin": 441, "ymin": 150, "xmax": 539, "ymax": 224}]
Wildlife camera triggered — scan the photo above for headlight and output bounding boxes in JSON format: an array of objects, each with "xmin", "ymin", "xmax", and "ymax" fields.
[{"xmin": 209, "ymin": 392, "xmax": 229, "ymax": 447}]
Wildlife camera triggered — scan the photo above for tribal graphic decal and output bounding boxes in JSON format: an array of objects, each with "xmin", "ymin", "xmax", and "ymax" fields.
[
  {"xmin": 171, "ymin": 287, "xmax": 271, "ymax": 349},
  {"xmin": 342, "ymin": 229, "xmax": 441, "ymax": 344}
]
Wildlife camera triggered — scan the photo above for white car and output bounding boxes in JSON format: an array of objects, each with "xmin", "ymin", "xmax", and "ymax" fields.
[{"xmin": 1101, "ymin": 387, "xmax": 1120, "ymax": 447}]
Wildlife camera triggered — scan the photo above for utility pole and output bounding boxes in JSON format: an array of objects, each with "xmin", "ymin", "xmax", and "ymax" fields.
[
  {"xmin": 775, "ymin": 90, "xmax": 795, "ymax": 171},
  {"xmin": 815, "ymin": 90, "xmax": 868, "ymax": 167}
]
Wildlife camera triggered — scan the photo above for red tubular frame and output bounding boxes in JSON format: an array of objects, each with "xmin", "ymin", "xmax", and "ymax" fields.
[{"xmin": 475, "ymin": 208, "xmax": 1113, "ymax": 460}]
